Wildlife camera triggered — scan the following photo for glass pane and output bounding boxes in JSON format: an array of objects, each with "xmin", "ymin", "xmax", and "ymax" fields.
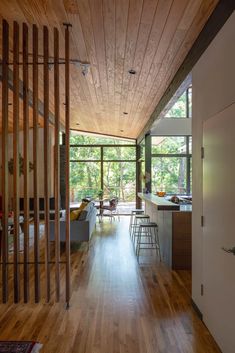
[
  {"xmin": 70, "ymin": 133, "xmax": 135, "ymax": 145},
  {"xmin": 152, "ymin": 157, "xmax": 187, "ymax": 194},
  {"xmin": 152, "ymin": 136, "xmax": 187, "ymax": 154},
  {"xmin": 165, "ymin": 91, "xmax": 187, "ymax": 118},
  {"xmin": 141, "ymin": 160, "xmax": 145, "ymax": 191},
  {"xmin": 189, "ymin": 136, "xmax": 192, "ymax": 154},
  {"xmin": 70, "ymin": 147, "xmax": 101, "ymax": 160},
  {"xmin": 188, "ymin": 86, "xmax": 192, "ymax": 118},
  {"xmin": 70, "ymin": 162, "xmax": 101, "ymax": 202},
  {"xmin": 190, "ymin": 157, "xmax": 192, "ymax": 194},
  {"xmin": 103, "ymin": 162, "xmax": 136, "ymax": 202},
  {"xmin": 103, "ymin": 146, "xmax": 136, "ymax": 160},
  {"xmin": 140, "ymin": 139, "xmax": 145, "ymax": 160}
]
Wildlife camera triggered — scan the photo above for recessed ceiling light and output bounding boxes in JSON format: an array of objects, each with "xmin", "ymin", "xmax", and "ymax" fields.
[
  {"xmin": 123, "ymin": 112, "xmax": 128, "ymax": 115},
  {"xmin": 128, "ymin": 69, "xmax": 136, "ymax": 75}
]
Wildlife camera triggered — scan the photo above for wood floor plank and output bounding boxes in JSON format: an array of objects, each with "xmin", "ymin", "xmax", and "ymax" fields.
[{"xmin": 0, "ymin": 218, "xmax": 220, "ymax": 353}]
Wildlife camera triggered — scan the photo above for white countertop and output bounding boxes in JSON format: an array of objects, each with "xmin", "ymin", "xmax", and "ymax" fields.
[{"xmin": 138, "ymin": 193, "xmax": 180, "ymax": 210}]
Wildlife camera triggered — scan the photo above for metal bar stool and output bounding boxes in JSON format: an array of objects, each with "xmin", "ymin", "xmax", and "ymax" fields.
[
  {"xmin": 136, "ymin": 222, "xmax": 161, "ymax": 262},
  {"xmin": 129, "ymin": 209, "xmax": 144, "ymax": 234},
  {"xmin": 131, "ymin": 214, "xmax": 150, "ymax": 244}
]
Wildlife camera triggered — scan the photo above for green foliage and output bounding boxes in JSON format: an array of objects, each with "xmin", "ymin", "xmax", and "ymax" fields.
[
  {"xmin": 152, "ymin": 157, "xmax": 187, "ymax": 194},
  {"xmin": 165, "ymin": 91, "xmax": 187, "ymax": 118},
  {"xmin": 151, "ymin": 136, "xmax": 190, "ymax": 194},
  {"xmin": 70, "ymin": 135, "xmax": 136, "ymax": 202}
]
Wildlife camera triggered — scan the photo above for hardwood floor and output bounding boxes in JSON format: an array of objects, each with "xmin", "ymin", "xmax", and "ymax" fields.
[{"xmin": 0, "ymin": 217, "xmax": 220, "ymax": 353}]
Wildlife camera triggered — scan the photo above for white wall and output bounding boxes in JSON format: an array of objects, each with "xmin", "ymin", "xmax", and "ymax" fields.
[
  {"xmin": 0, "ymin": 127, "xmax": 54, "ymax": 201},
  {"xmin": 192, "ymin": 10, "xmax": 235, "ymax": 317},
  {"xmin": 151, "ymin": 117, "xmax": 192, "ymax": 136}
]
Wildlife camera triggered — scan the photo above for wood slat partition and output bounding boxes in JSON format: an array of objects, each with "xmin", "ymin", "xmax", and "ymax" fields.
[
  {"xmin": 54, "ymin": 27, "xmax": 60, "ymax": 302},
  {"xmin": 13, "ymin": 21, "xmax": 20, "ymax": 303},
  {"xmin": 23, "ymin": 22, "xmax": 30, "ymax": 303},
  {"xmin": 0, "ymin": 19, "xmax": 71, "ymax": 305},
  {"xmin": 33, "ymin": 24, "xmax": 40, "ymax": 303},
  {"xmin": 64, "ymin": 24, "xmax": 71, "ymax": 307},
  {"xmin": 43, "ymin": 26, "xmax": 50, "ymax": 302},
  {"xmin": 1, "ymin": 19, "xmax": 9, "ymax": 303}
]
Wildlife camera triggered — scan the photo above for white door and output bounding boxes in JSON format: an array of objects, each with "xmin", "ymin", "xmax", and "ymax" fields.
[{"xmin": 203, "ymin": 104, "xmax": 235, "ymax": 353}]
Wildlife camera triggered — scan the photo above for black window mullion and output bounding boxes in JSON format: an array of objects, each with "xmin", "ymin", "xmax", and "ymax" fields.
[{"xmin": 101, "ymin": 146, "xmax": 104, "ymax": 191}]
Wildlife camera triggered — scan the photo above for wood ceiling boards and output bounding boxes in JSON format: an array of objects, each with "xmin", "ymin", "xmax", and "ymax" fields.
[{"xmin": 0, "ymin": 0, "xmax": 218, "ymax": 138}]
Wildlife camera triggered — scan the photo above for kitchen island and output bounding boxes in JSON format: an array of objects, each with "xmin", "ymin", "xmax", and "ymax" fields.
[{"xmin": 138, "ymin": 193, "xmax": 192, "ymax": 270}]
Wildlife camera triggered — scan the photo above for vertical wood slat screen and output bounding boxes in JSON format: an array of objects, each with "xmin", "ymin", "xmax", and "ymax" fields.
[
  {"xmin": 1, "ymin": 19, "xmax": 9, "ymax": 303},
  {"xmin": 13, "ymin": 21, "xmax": 20, "ymax": 303},
  {"xmin": 54, "ymin": 28, "xmax": 60, "ymax": 302},
  {"xmin": 43, "ymin": 26, "xmax": 50, "ymax": 303},
  {"xmin": 23, "ymin": 22, "xmax": 30, "ymax": 303},
  {"xmin": 65, "ymin": 24, "xmax": 71, "ymax": 307},
  {"xmin": 32, "ymin": 24, "xmax": 40, "ymax": 303},
  {"xmin": 0, "ymin": 19, "xmax": 71, "ymax": 304}
]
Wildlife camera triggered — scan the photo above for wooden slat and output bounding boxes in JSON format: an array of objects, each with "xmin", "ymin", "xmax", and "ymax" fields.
[
  {"xmin": 65, "ymin": 24, "xmax": 71, "ymax": 307},
  {"xmin": 54, "ymin": 27, "xmax": 60, "ymax": 302},
  {"xmin": 1, "ymin": 19, "xmax": 9, "ymax": 303},
  {"xmin": 43, "ymin": 25, "xmax": 50, "ymax": 303},
  {"xmin": 23, "ymin": 22, "xmax": 30, "ymax": 303},
  {"xmin": 13, "ymin": 20, "xmax": 20, "ymax": 303},
  {"xmin": 33, "ymin": 24, "xmax": 40, "ymax": 303}
]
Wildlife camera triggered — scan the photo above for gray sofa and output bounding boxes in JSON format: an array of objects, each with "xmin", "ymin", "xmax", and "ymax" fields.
[{"xmin": 49, "ymin": 202, "xmax": 97, "ymax": 243}]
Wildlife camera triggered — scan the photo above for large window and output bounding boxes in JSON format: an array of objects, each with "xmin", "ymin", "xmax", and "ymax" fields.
[
  {"xmin": 165, "ymin": 86, "xmax": 192, "ymax": 118},
  {"xmin": 69, "ymin": 134, "xmax": 136, "ymax": 208},
  {"xmin": 151, "ymin": 136, "xmax": 191, "ymax": 195}
]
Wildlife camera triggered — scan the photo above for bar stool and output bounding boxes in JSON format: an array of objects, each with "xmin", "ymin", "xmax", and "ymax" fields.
[
  {"xmin": 131, "ymin": 214, "xmax": 150, "ymax": 244},
  {"xmin": 129, "ymin": 209, "xmax": 144, "ymax": 234},
  {"xmin": 136, "ymin": 222, "xmax": 161, "ymax": 262}
]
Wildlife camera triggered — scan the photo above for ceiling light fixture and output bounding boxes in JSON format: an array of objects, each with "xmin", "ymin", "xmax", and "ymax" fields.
[{"xmin": 128, "ymin": 69, "xmax": 136, "ymax": 75}]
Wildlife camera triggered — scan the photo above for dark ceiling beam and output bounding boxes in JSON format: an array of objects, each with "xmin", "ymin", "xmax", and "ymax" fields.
[
  {"xmin": 137, "ymin": 0, "xmax": 235, "ymax": 143},
  {"xmin": 0, "ymin": 62, "xmax": 65, "ymax": 131}
]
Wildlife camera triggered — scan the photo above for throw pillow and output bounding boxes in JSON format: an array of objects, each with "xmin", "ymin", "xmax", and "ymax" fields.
[
  {"xmin": 70, "ymin": 209, "xmax": 80, "ymax": 221},
  {"xmin": 79, "ymin": 201, "xmax": 88, "ymax": 211}
]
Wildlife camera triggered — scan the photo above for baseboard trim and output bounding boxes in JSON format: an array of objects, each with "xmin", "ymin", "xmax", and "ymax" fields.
[{"xmin": 191, "ymin": 299, "xmax": 203, "ymax": 321}]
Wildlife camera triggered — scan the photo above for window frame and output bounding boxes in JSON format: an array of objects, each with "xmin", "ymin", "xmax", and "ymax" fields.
[{"xmin": 151, "ymin": 135, "xmax": 192, "ymax": 195}]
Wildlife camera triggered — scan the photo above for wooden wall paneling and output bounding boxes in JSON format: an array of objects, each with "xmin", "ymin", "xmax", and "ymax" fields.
[
  {"xmin": 54, "ymin": 27, "xmax": 60, "ymax": 302},
  {"xmin": 64, "ymin": 23, "xmax": 71, "ymax": 307},
  {"xmin": 43, "ymin": 26, "xmax": 50, "ymax": 303},
  {"xmin": 33, "ymin": 24, "xmax": 40, "ymax": 303},
  {"xmin": 23, "ymin": 22, "xmax": 30, "ymax": 303},
  {"xmin": 1, "ymin": 19, "xmax": 9, "ymax": 303},
  {"xmin": 13, "ymin": 20, "xmax": 20, "ymax": 303}
]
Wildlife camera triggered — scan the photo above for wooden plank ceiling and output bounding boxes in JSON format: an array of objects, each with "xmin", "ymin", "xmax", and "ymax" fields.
[{"xmin": 0, "ymin": 0, "xmax": 218, "ymax": 138}]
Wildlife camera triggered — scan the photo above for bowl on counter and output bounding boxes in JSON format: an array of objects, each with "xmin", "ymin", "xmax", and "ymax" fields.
[{"xmin": 156, "ymin": 191, "xmax": 166, "ymax": 197}]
